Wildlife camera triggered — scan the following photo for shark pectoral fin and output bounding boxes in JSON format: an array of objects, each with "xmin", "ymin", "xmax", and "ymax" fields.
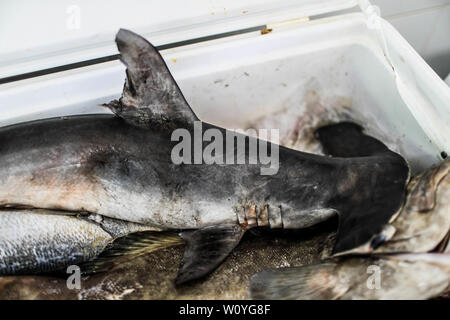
[
  {"xmin": 176, "ymin": 224, "xmax": 245, "ymax": 285},
  {"xmin": 249, "ymin": 263, "xmax": 349, "ymax": 300},
  {"xmin": 105, "ymin": 29, "xmax": 198, "ymax": 129},
  {"xmin": 314, "ymin": 122, "xmax": 390, "ymax": 157}
]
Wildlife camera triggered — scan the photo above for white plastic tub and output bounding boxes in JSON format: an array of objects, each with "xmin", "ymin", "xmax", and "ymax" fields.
[{"xmin": 0, "ymin": 2, "xmax": 449, "ymax": 173}]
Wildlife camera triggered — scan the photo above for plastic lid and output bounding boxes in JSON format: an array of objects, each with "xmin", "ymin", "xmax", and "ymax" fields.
[{"xmin": 0, "ymin": 0, "xmax": 358, "ymax": 78}]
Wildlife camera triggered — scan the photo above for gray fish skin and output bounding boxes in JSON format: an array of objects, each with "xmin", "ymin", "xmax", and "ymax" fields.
[
  {"xmin": 0, "ymin": 210, "xmax": 111, "ymax": 274},
  {"xmin": 0, "ymin": 116, "xmax": 243, "ymax": 229},
  {"xmin": 0, "ymin": 116, "xmax": 407, "ymax": 241},
  {"xmin": 339, "ymin": 254, "xmax": 450, "ymax": 300}
]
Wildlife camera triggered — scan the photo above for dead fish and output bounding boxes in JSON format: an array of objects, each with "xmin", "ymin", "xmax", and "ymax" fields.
[
  {"xmin": 0, "ymin": 209, "xmax": 174, "ymax": 274},
  {"xmin": 249, "ymin": 253, "xmax": 450, "ymax": 300},
  {"xmin": 0, "ymin": 29, "xmax": 409, "ymax": 284}
]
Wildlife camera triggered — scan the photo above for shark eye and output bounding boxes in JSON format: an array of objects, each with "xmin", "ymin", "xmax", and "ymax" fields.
[{"xmin": 370, "ymin": 234, "xmax": 387, "ymax": 250}]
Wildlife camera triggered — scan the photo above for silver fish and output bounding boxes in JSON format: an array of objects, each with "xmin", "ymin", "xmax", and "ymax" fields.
[{"xmin": 0, "ymin": 209, "xmax": 159, "ymax": 274}]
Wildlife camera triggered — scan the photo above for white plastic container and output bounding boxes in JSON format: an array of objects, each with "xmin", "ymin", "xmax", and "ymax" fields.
[{"xmin": 0, "ymin": 0, "xmax": 449, "ymax": 173}]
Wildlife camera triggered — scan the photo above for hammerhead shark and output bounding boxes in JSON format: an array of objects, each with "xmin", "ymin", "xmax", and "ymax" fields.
[{"xmin": 0, "ymin": 29, "xmax": 409, "ymax": 284}]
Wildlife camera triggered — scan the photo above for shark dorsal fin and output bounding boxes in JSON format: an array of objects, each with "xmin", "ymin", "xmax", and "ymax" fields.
[{"xmin": 105, "ymin": 29, "xmax": 198, "ymax": 129}]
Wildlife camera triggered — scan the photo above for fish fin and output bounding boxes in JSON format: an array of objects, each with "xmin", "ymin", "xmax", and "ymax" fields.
[
  {"xmin": 249, "ymin": 262, "xmax": 349, "ymax": 300},
  {"xmin": 105, "ymin": 29, "xmax": 198, "ymax": 129},
  {"xmin": 79, "ymin": 231, "xmax": 183, "ymax": 275},
  {"xmin": 176, "ymin": 224, "xmax": 245, "ymax": 285},
  {"xmin": 315, "ymin": 122, "xmax": 390, "ymax": 157}
]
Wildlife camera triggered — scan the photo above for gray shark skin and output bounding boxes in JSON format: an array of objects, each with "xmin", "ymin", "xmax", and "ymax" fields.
[{"xmin": 0, "ymin": 29, "xmax": 409, "ymax": 284}]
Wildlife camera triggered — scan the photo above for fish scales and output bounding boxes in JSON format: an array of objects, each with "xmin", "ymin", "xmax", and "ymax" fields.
[{"xmin": 0, "ymin": 211, "xmax": 111, "ymax": 274}]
